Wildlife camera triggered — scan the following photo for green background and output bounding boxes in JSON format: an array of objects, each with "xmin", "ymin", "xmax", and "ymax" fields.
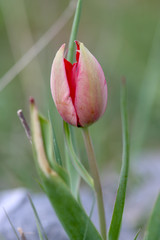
[{"xmin": 0, "ymin": 0, "xmax": 160, "ymax": 189}]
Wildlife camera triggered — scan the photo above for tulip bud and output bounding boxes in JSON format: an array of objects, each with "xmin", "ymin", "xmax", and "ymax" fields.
[{"xmin": 50, "ymin": 41, "xmax": 107, "ymax": 127}]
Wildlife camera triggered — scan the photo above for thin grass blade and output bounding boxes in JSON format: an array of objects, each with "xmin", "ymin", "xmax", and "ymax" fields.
[
  {"xmin": 143, "ymin": 193, "xmax": 160, "ymax": 240},
  {"xmin": 134, "ymin": 229, "xmax": 141, "ymax": 240},
  {"xmin": 28, "ymin": 194, "xmax": 48, "ymax": 240},
  {"xmin": 83, "ymin": 194, "xmax": 96, "ymax": 240},
  {"xmin": 3, "ymin": 208, "xmax": 20, "ymax": 240},
  {"xmin": 108, "ymin": 79, "xmax": 130, "ymax": 240}
]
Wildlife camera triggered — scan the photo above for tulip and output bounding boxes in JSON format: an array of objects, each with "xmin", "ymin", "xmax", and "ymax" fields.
[{"xmin": 50, "ymin": 41, "xmax": 107, "ymax": 127}]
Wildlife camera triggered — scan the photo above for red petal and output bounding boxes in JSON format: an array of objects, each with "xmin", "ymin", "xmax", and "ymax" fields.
[
  {"xmin": 64, "ymin": 58, "xmax": 72, "ymax": 83},
  {"xmin": 64, "ymin": 58, "xmax": 80, "ymax": 126},
  {"xmin": 64, "ymin": 58, "xmax": 76, "ymax": 105},
  {"xmin": 75, "ymin": 41, "xmax": 80, "ymax": 62}
]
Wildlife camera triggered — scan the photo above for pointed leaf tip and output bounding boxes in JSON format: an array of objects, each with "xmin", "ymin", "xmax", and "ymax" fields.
[
  {"xmin": 30, "ymin": 100, "xmax": 57, "ymax": 178},
  {"xmin": 30, "ymin": 97, "xmax": 35, "ymax": 105}
]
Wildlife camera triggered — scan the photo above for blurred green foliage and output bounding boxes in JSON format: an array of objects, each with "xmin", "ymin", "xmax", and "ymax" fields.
[{"xmin": 0, "ymin": 0, "xmax": 160, "ymax": 190}]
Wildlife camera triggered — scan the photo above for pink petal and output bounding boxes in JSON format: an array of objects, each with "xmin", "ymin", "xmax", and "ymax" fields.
[
  {"xmin": 50, "ymin": 44, "xmax": 77, "ymax": 126},
  {"xmin": 74, "ymin": 43, "xmax": 107, "ymax": 127}
]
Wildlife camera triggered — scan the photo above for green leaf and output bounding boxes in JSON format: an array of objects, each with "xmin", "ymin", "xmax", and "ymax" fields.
[
  {"xmin": 143, "ymin": 193, "xmax": 160, "ymax": 240},
  {"xmin": 38, "ymin": 114, "xmax": 69, "ymax": 186},
  {"xmin": 65, "ymin": 124, "xmax": 80, "ymax": 198},
  {"xmin": 28, "ymin": 194, "xmax": 48, "ymax": 240},
  {"xmin": 39, "ymin": 115, "xmax": 54, "ymax": 167},
  {"xmin": 63, "ymin": 121, "xmax": 94, "ymax": 190},
  {"xmin": 40, "ymin": 171, "xmax": 102, "ymax": 240},
  {"xmin": 108, "ymin": 79, "xmax": 130, "ymax": 240},
  {"xmin": 48, "ymin": 111, "xmax": 62, "ymax": 166},
  {"xmin": 30, "ymin": 100, "xmax": 102, "ymax": 240},
  {"xmin": 65, "ymin": 143, "xmax": 80, "ymax": 198}
]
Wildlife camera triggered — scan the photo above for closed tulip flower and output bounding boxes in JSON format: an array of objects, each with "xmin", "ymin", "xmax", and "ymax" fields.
[{"xmin": 50, "ymin": 41, "xmax": 107, "ymax": 127}]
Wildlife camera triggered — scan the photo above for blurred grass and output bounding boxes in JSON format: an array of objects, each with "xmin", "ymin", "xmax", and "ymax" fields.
[{"xmin": 0, "ymin": 0, "xmax": 160, "ymax": 190}]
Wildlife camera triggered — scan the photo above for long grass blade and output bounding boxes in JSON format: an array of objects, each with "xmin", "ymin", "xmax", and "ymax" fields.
[
  {"xmin": 28, "ymin": 194, "xmax": 48, "ymax": 240},
  {"xmin": 3, "ymin": 208, "xmax": 20, "ymax": 240},
  {"xmin": 143, "ymin": 193, "xmax": 160, "ymax": 240},
  {"xmin": 134, "ymin": 229, "xmax": 141, "ymax": 240},
  {"xmin": 83, "ymin": 194, "xmax": 96, "ymax": 240},
  {"xmin": 108, "ymin": 78, "xmax": 130, "ymax": 240},
  {"xmin": 0, "ymin": 0, "xmax": 76, "ymax": 92}
]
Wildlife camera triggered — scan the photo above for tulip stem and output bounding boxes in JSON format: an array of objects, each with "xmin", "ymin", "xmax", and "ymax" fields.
[
  {"xmin": 67, "ymin": 0, "xmax": 82, "ymax": 63},
  {"xmin": 82, "ymin": 127, "xmax": 107, "ymax": 240}
]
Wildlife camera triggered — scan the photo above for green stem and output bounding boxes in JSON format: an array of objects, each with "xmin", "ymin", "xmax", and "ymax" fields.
[
  {"xmin": 64, "ymin": 0, "xmax": 83, "ymax": 194},
  {"xmin": 67, "ymin": 0, "xmax": 82, "ymax": 63},
  {"xmin": 82, "ymin": 128, "xmax": 107, "ymax": 240}
]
